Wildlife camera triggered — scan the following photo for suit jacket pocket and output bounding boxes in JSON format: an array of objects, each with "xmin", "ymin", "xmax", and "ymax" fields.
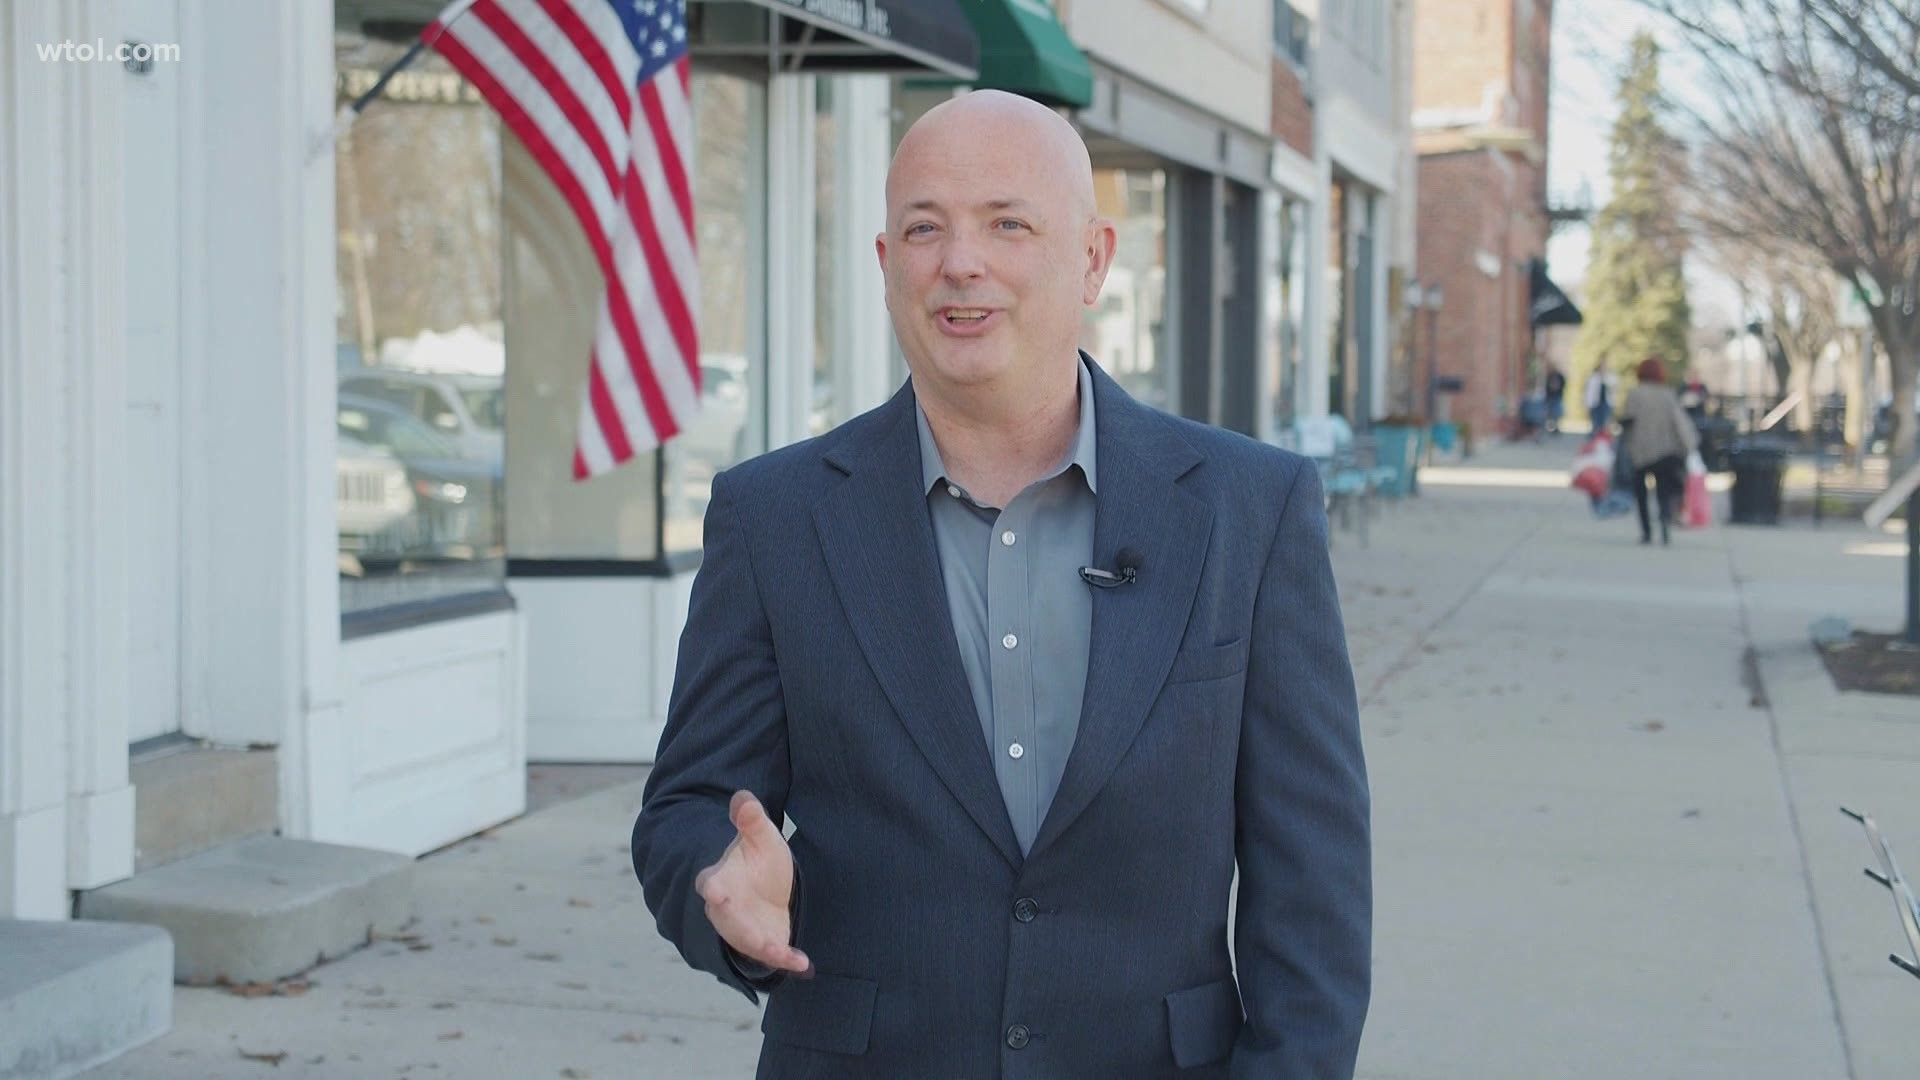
[
  {"xmin": 760, "ymin": 971, "xmax": 879, "ymax": 1056},
  {"xmin": 1165, "ymin": 977, "xmax": 1244, "ymax": 1068},
  {"xmin": 1164, "ymin": 637, "xmax": 1251, "ymax": 685}
]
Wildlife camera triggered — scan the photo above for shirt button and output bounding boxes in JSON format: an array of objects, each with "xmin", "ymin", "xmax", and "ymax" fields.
[
  {"xmin": 1008, "ymin": 742, "xmax": 1024, "ymax": 760},
  {"xmin": 1002, "ymin": 633, "xmax": 1017, "ymax": 650},
  {"xmin": 1000, "ymin": 530, "xmax": 1016, "ymax": 546},
  {"xmin": 1005, "ymin": 1024, "xmax": 1031, "ymax": 1050},
  {"xmin": 1013, "ymin": 897, "xmax": 1039, "ymax": 922},
  {"xmin": 947, "ymin": 484, "xmax": 962, "ymax": 498}
]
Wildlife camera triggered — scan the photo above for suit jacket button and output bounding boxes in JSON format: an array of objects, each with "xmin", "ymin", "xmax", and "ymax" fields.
[
  {"xmin": 1013, "ymin": 898, "xmax": 1039, "ymax": 923},
  {"xmin": 1006, "ymin": 1024, "xmax": 1031, "ymax": 1050}
]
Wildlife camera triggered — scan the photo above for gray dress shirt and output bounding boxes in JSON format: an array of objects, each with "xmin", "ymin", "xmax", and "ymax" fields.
[{"xmin": 915, "ymin": 357, "xmax": 1098, "ymax": 855}]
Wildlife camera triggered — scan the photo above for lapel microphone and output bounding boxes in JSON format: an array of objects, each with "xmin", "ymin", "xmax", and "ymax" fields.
[{"xmin": 1079, "ymin": 547, "xmax": 1143, "ymax": 588}]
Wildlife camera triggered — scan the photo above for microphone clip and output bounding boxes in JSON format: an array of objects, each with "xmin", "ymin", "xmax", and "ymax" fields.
[{"xmin": 1078, "ymin": 564, "xmax": 1137, "ymax": 588}]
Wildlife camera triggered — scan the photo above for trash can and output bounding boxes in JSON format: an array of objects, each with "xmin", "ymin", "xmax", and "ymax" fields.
[
  {"xmin": 1696, "ymin": 417, "xmax": 1738, "ymax": 472},
  {"xmin": 1728, "ymin": 440, "xmax": 1790, "ymax": 524}
]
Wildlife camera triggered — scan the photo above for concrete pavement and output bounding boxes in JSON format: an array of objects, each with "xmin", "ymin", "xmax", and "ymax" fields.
[{"xmin": 90, "ymin": 436, "xmax": 1918, "ymax": 1079}]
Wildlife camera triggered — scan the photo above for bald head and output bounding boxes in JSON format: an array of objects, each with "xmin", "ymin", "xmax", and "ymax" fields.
[{"xmin": 887, "ymin": 90, "xmax": 1096, "ymax": 225}]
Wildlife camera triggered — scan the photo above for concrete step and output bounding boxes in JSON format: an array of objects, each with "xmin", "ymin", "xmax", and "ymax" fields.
[
  {"xmin": 0, "ymin": 919, "xmax": 172, "ymax": 1080},
  {"xmin": 76, "ymin": 836, "xmax": 414, "ymax": 985},
  {"xmin": 128, "ymin": 742, "xmax": 277, "ymax": 873}
]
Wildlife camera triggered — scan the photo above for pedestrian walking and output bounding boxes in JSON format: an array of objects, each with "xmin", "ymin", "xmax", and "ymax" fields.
[
  {"xmin": 1618, "ymin": 356, "xmax": 1699, "ymax": 546},
  {"xmin": 1544, "ymin": 365, "xmax": 1567, "ymax": 435},
  {"xmin": 1585, "ymin": 364, "xmax": 1620, "ymax": 433},
  {"xmin": 631, "ymin": 90, "xmax": 1371, "ymax": 1078}
]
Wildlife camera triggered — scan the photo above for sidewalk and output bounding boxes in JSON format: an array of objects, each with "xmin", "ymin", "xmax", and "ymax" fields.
[{"xmin": 90, "ymin": 437, "xmax": 1918, "ymax": 1078}]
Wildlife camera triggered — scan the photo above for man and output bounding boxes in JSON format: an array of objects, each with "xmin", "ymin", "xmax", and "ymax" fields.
[
  {"xmin": 632, "ymin": 90, "xmax": 1371, "ymax": 1078},
  {"xmin": 1585, "ymin": 364, "xmax": 1620, "ymax": 433}
]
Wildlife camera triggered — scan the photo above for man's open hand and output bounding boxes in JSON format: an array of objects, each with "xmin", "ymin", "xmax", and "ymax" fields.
[{"xmin": 694, "ymin": 790, "xmax": 810, "ymax": 975}]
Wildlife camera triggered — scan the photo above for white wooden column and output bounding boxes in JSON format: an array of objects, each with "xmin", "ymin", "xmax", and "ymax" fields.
[
  {"xmin": 765, "ymin": 73, "xmax": 817, "ymax": 451},
  {"xmin": 61, "ymin": 0, "xmax": 135, "ymax": 893},
  {"xmin": 834, "ymin": 75, "xmax": 894, "ymax": 416},
  {"xmin": 0, "ymin": 0, "xmax": 136, "ymax": 916}
]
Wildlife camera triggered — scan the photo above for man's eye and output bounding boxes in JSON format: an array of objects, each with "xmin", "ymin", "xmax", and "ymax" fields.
[
  {"xmin": 995, "ymin": 219, "xmax": 1029, "ymax": 231},
  {"xmin": 906, "ymin": 223, "xmax": 937, "ymax": 236}
]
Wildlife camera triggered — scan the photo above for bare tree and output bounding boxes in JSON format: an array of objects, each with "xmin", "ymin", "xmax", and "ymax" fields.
[{"xmin": 1642, "ymin": 0, "xmax": 1920, "ymax": 462}]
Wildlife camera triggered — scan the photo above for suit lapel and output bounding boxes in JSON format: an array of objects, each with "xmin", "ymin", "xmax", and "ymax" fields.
[
  {"xmin": 1027, "ymin": 362, "xmax": 1212, "ymax": 863},
  {"xmin": 812, "ymin": 385, "xmax": 1024, "ymax": 869}
]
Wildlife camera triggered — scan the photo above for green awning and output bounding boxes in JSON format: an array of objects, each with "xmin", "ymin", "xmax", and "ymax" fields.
[{"xmin": 952, "ymin": 0, "xmax": 1093, "ymax": 109}]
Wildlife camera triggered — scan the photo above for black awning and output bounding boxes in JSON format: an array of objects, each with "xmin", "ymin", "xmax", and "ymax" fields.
[
  {"xmin": 693, "ymin": 0, "xmax": 979, "ymax": 80},
  {"xmin": 1529, "ymin": 258, "xmax": 1583, "ymax": 327}
]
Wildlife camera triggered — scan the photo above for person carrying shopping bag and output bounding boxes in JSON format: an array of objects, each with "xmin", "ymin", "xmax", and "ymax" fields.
[{"xmin": 1617, "ymin": 356, "xmax": 1699, "ymax": 546}]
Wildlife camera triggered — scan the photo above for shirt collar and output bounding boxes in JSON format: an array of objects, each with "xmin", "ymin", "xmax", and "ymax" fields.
[{"xmin": 915, "ymin": 354, "xmax": 1099, "ymax": 498}]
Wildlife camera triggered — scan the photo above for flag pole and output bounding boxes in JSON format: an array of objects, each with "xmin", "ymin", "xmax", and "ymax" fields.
[{"xmin": 309, "ymin": 0, "xmax": 484, "ymax": 162}]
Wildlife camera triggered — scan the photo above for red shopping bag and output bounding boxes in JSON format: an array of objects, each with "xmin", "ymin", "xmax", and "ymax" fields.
[
  {"xmin": 1683, "ymin": 452, "xmax": 1712, "ymax": 528},
  {"xmin": 1570, "ymin": 432, "xmax": 1614, "ymax": 500}
]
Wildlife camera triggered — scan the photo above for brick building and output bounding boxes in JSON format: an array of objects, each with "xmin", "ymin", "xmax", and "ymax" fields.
[{"xmin": 1411, "ymin": 0, "xmax": 1565, "ymax": 438}]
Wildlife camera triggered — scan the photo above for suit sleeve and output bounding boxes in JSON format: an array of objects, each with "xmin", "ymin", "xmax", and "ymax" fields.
[
  {"xmin": 631, "ymin": 467, "xmax": 797, "ymax": 1005},
  {"xmin": 1231, "ymin": 461, "xmax": 1372, "ymax": 1078}
]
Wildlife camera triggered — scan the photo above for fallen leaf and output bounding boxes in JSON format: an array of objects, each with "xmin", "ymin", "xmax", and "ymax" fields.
[
  {"xmin": 432, "ymin": 1002, "xmax": 458, "ymax": 1010},
  {"xmin": 557, "ymin": 981, "xmax": 588, "ymax": 991},
  {"xmin": 438, "ymin": 1031, "xmax": 464, "ymax": 1041},
  {"xmin": 567, "ymin": 898, "xmax": 594, "ymax": 909},
  {"xmin": 238, "ymin": 1048, "xmax": 288, "ymax": 1066},
  {"xmin": 613, "ymin": 1032, "xmax": 647, "ymax": 1044},
  {"xmin": 492, "ymin": 936, "xmax": 518, "ymax": 947},
  {"xmin": 1639, "ymin": 721, "xmax": 1666, "ymax": 733},
  {"xmin": 474, "ymin": 916, "xmax": 494, "ymax": 925},
  {"xmin": 407, "ymin": 943, "xmax": 433, "ymax": 952},
  {"xmin": 561, "ymin": 1069, "xmax": 590, "ymax": 1079},
  {"xmin": 525, "ymin": 952, "xmax": 562, "ymax": 962}
]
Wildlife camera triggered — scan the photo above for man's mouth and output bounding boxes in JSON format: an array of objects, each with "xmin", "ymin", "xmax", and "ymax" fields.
[{"xmin": 942, "ymin": 308, "xmax": 993, "ymax": 324}]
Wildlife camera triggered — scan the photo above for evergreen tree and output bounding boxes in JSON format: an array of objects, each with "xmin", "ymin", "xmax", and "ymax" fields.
[{"xmin": 1572, "ymin": 33, "xmax": 1692, "ymax": 387}]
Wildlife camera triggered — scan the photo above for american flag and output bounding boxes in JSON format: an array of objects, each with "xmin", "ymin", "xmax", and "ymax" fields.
[{"xmin": 425, "ymin": 0, "xmax": 699, "ymax": 481}]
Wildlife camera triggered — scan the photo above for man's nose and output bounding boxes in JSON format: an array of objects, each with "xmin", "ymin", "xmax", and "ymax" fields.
[{"xmin": 939, "ymin": 234, "xmax": 987, "ymax": 285}]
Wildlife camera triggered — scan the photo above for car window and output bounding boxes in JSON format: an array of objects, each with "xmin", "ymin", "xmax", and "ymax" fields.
[
  {"xmin": 459, "ymin": 388, "xmax": 504, "ymax": 431},
  {"xmin": 425, "ymin": 388, "xmax": 463, "ymax": 433},
  {"xmin": 339, "ymin": 403, "xmax": 460, "ymax": 460}
]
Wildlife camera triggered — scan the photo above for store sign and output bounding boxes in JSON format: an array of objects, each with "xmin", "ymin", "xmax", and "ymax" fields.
[
  {"xmin": 336, "ymin": 67, "xmax": 484, "ymax": 106},
  {"xmin": 786, "ymin": 0, "xmax": 891, "ymax": 40}
]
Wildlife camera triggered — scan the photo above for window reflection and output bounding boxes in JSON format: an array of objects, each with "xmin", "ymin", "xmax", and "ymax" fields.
[
  {"xmin": 662, "ymin": 71, "xmax": 766, "ymax": 555},
  {"xmin": 335, "ymin": 26, "xmax": 506, "ymax": 614},
  {"xmin": 1083, "ymin": 168, "xmax": 1170, "ymax": 411}
]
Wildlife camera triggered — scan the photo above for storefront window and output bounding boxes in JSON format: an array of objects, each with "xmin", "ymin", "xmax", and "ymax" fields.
[
  {"xmin": 1267, "ymin": 197, "xmax": 1308, "ymax": 433},
  {"xmin": 1084, "ymin": 168, "xmax": 1171, "ymax": 410},
  {"xmin": 665, "ymin": 72, "xmax": 767, "ymax": 553},
  {"xmin": 335, "ymin": 26, "xmax": 506, "ymax": 614},
  {"xmin": 501, "ymin": 68, "xmax": 765, "ymax": 564}
]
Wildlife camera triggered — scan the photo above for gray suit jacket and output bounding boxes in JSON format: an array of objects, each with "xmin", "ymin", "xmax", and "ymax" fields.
[{"xmin": 632, "ymin": 359, "xmax": 1371, "ymax": 1078}]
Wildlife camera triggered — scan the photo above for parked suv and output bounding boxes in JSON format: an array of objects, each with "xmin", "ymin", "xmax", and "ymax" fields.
[{"xmin": 337, "ymin": 368, "xmax": 504, "ymax": 463}]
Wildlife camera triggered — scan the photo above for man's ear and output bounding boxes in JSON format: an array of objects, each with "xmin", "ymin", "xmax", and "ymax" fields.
[{"xmin": 1081, "ymin": 218, "xmax": 1119, "ymax": 307}]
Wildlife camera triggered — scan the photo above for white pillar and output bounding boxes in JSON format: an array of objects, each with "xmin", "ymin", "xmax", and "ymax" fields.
[
  {"xmin": 61, "ymin": 0, "xmax": 135, "ymax": 893},
  {"xmin": 0, "ymin": 0, "xmax": 136, "ymax": 916},
  {"xmin": 765, "ymin": 74, "xmax": 816, "ymax": 451},
  {"xmin": 179, "ymin": 0, "xmax": 337, "ymax": 785},
  {"xmin": 835, "ymin": 75, "xmax": 893, "ymax": 416}
]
